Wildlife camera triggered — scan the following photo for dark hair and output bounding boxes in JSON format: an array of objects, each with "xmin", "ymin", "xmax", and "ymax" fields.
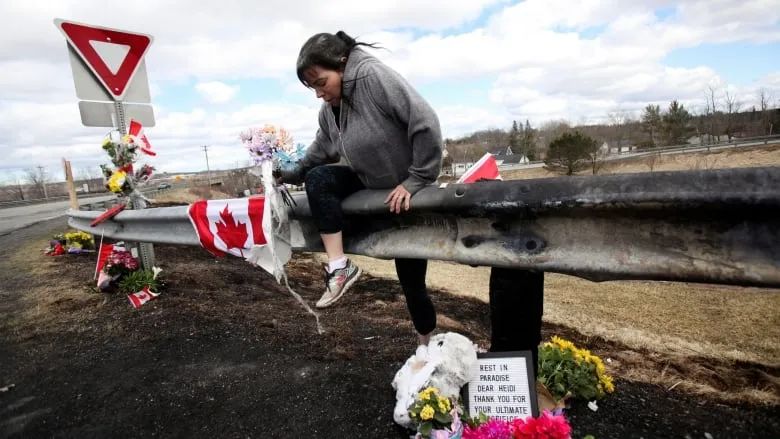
[{"xmin": 295, "ymin": 31, "xmax": 379, "ymax": 86}]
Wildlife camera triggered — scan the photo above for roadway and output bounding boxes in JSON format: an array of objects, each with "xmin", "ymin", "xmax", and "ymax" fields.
[{"xmin": 0, "ymin": 195, "xmax": 115, "ymax": 235}]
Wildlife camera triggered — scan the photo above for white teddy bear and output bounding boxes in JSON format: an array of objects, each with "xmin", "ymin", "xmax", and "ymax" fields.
[{"xmin": 391, "ymin": 332, "xmax": 478, "ymax": 429}]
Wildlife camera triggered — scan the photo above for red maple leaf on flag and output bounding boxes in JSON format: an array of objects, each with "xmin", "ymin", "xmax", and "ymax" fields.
[{"xmin": 215, "ymin": 205, "xmax": 249, "ymax": 257}]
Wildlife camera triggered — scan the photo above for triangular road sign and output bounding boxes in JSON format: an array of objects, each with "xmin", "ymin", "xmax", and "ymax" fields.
[{"xmin": 55, "ymin": 18, "xmax": 153, "ymax": 101}]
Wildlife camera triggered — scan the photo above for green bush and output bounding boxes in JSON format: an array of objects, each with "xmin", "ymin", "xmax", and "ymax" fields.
[
  {"xmin": 538, "ymin": 336, "xmax": 614, "ymax": 401},
  {"xmin": 117, "ymin": 270, "xmax": 159, "ymax": 294}
]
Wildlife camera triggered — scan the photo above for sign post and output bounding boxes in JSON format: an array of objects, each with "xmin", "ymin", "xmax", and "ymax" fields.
[{"xmin": 55, "ymin": 18, "xmax": 156, "ymax": 269}]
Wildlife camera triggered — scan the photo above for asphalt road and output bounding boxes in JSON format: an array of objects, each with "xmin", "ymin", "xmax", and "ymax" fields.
[{"xmin": 0, "ymin": 195, "xmax": 114, "ymax": 236}]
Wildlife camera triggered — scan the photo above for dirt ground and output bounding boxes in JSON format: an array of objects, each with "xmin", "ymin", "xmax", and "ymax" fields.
[{"xmin": 1, "ymin": 218, "xmax": 779, "ymax": 438}]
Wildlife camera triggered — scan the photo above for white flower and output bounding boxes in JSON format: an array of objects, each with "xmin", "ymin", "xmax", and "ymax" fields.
[{"xmin": 588, "ymin": 400, "xmax": 598, "ymax": 412}]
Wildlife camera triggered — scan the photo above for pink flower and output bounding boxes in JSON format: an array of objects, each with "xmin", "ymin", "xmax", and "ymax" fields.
[
  {"xmin": 511, "ymin": 411, "xmax": 571, "ymax": 439},
  {"xmin": 463, "ymin": 419, "xmax": 512, "ymax": 439}
]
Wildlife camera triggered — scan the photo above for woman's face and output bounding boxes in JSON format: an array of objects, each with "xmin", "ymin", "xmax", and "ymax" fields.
[{"xmin": 303, "ymin": 66, "xmax": 343, "ymax": 106}]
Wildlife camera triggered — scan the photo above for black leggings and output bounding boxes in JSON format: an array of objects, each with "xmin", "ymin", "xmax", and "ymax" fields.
[
  {"xmin": 304, "ymin": 165, "xmax": 436, "ymax": 335},
  {"xmin": 489, "ymin": 268, "xmax": 544, "ymax": 377}
]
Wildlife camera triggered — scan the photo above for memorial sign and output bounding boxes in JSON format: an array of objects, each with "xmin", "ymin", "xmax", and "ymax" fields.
[{"xmin": 464, "ymin": 351, "xmax": 538, "ymax": 421}]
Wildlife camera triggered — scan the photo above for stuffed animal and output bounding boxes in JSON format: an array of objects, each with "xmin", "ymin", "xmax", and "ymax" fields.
[{"xmin": 391, "ymin": 332, "xmax": 478, "ymax": 428}]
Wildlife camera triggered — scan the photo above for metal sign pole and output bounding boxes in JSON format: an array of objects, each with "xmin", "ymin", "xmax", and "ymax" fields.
[{"xmin": 114, "ymin": 100, "xmax": 155, "ymax": 270}]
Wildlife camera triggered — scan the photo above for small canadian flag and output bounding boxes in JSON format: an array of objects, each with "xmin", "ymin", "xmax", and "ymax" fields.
[
  {"xmin": 187, "ymin": 197, "xmax": 267, "ymax": 258},
  {"xmin": 127, "ymin": 286, "xmax": 159, "ymax": 309},
  {"xmin": 128, "ymin": 119, "xmax": 156, "ymax": 156},
  {"xmin": 457, "ymin": 152, "xmax": 502, "ymax": 183}
]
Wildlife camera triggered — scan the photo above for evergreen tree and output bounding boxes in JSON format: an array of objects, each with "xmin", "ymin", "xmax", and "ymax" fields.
[
  {"xmin": 640, "ymin": 104, "xmax": 662, "ymax": 147},
  {"xmin": 544, "ymin": 131, "xmax": 597, "ymax": 176},
  {"xmin": 508, "ymin": 120, "xmax": 520, "ymax": 153},
  {"xmin": 662, "ymin": 100, "xmax": 692, "ymax": 145},
  {"xmin": 520, "ymin": 119, "xmax": 537, "ymax": 160}
]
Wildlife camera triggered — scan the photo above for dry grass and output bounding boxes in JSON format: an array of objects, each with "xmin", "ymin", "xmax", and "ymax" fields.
[
  {"xmin": 151, "ymin": 187, "xmax": 233, "ymax": 204},
  {"xmin": 503, "ymin": 143, "xmax": 780, "ymax": 180},
  {"xmin": 339, "ymin": 255, "xmax": 780, "ymax": 365}
]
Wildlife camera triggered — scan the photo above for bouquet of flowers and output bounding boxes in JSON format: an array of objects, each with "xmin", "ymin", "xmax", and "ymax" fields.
[
  {"xmin": 409, "ymin": 387, "xmax": 463, "ymax": 439},
  {"xmin": 240, "ymin": 124, "xmax": 305, "ymax": 168},
  {"xmin": 63, "ymin": 231, "xmax": 94, "ymax": 250},
  {"xmin": 134, "ymin": 163, "xmax": 155, "ymax": 183},
  {"xmin": 462, "ymin": 411, "xmax": 571, "ymax": 439},
  {"xmin": 98, "ymin": 121, "xmax": 156, "ymax": 207},
  {"xmin": 538, "ymin": 336, "xmax": 615, "ymax": 401},
  {"xmin": 237, "ymin": 123, "xmax": 322, "ymax": 333},
  {"xmin": 104, "ymin": 248, "xmax": 139, "ymax": 277}
]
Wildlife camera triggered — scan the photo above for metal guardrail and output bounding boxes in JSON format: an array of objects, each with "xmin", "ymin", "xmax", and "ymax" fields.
[{"xmin": 68, "ymin": 167, "xmax": 780, "ymax": 288}]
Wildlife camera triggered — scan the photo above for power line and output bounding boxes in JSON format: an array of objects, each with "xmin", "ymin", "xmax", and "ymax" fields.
[
  {"xmin": 36, "ymin": 165, "xmax": 48, "ymax": 199},
  {"xmin": 201, "ymin": 145, "xmax": 212, "ymax": 186}
]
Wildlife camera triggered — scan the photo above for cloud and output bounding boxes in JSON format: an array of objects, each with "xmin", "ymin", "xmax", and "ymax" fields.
[
  {"xmin": 0, "ymin": 0, "xmax": 778, "ymax": 180},
  {"xmin": 195, "ymin": 81, "xmax": 239, "ymax": 104}
]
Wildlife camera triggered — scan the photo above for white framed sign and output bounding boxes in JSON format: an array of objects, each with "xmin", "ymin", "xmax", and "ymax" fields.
[{"xmin": 463, "ymin": 351, "xmax": 538, "ymax": 421}]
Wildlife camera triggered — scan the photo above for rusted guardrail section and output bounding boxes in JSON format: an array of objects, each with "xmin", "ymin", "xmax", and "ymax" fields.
[{"xmin": 68, "ymin": 167, "xmax": 780, "ymax": 288}]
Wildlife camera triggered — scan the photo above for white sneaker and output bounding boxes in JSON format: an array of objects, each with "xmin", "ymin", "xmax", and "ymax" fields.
[{"xmin": 316, "ymin": 259, "xmax": 362, "ymax": 308}]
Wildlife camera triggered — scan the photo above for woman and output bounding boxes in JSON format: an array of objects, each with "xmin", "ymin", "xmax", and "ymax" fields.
[{"xmin": 280, "ymin": 31, "xmax": 442, "ymax": 345}]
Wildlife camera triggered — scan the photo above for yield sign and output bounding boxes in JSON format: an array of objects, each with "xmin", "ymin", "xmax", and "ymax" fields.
[{"xmin": 54, "ymin": 19, "xmax": 153, "ymax": 100}]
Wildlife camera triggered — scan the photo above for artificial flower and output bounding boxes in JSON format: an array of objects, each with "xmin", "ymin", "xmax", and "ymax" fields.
[{"xmin": 107, "ymin": 170, "xmax": 127, "ymax": 193}]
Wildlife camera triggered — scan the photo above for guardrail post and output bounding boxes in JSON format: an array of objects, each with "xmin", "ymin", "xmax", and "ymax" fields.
[{"xmin": 115, "ymin": 100, "xmax": 155, "ymax": 270}]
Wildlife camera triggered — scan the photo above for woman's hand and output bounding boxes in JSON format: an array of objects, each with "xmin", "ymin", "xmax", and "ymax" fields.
[{"xmin": 384, "ymin": 184, "xmax": 412, "ymax": 214}]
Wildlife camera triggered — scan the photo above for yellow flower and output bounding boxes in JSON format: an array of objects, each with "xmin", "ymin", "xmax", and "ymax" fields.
[
  {"xmin": 420, "ymin": 405, "xmax": 434, "ymax": 420},
  {"xmin": 107, "ymin": 171, "xmax": 127, "ymax": 193},
  {"xmin": 437, "ymin": 396, "xmax": 450, "ymax": 413},
  {"xmin": 418, "ymin": 386, "xmax": 439, "ymax": 401}
]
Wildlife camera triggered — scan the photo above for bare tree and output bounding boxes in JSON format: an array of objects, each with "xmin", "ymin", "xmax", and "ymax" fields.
[
  {"xmin": 723, "ymin": 90, "xmax": 742, "ymax": 140},
  {"xmin": 607, "ymin": 109, "xmax": 633, "ymax": 152},
  {"xmin": 758, "ymin": 88, "xmax": 774, "ymax": 136},
  {"xmin": 643, "ymin": 151, "xmax": 662, "ymax": 172},
  {"xmin": 76, "ymin": 166, "xmax": 100, "ymax": 182},
  {"xmin": 704, "ymin": 85, "xmax": 721, "ymax": 145},
  {"xmin": 24, "ymin": 167, "xmax": 49, "ymax": 199},
  {"xmin": 0, "ymin": 178, "xmax": 26, "ymax": 202}
]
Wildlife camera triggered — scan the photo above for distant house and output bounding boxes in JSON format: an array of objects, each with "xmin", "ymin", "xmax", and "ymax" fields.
[
  {"xmin": 687, "ymin": 134, "xmax": 730, "ymax": 145},
  {"xmin": 494, "ymin": 153, "xmax": 529, "ymax": 166},
  {"xmin": 489, "ymin": 145, "xmax": 514, "ymax": 156},
  {"xmin": 451, "ymin": 161, "xmax": 475, "ymax": 178},
  {"xmin": 603, "ymin": 140, "xmax": 634, "ymax": 154}
]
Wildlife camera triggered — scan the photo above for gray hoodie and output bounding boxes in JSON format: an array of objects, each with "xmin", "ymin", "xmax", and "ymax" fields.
[{"xmin": 286, "ymin": 48, "xmax": 443, "ymax": 195}]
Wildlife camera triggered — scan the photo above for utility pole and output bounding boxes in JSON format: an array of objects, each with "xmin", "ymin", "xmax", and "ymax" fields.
[
  {"xmin": 36, "ymin": 165, "xmax": 48, "ymax": 199},
  {"xmin": 202, "ymin": 145, "xmax": 212, "ymax": 186}
]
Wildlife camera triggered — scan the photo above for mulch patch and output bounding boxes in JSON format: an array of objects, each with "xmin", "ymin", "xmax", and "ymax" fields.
[{"xmin": 0, "ymin": 218, "xmax": 778, "ymax": 438}]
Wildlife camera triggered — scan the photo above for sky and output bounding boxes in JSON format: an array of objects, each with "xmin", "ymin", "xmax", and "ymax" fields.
[{"xmin": 0, "ymin": 0, "xmax": 778, "ymax": 182}]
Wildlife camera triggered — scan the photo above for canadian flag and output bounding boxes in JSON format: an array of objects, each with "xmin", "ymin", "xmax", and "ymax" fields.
[
  {"xmin": 187, "ymin": 197, "xmax": 267, "ymax": 258},
  {"xmin": 128, "ymin": 119, "xmax": 156, "ymax": 156},
  {"xmin": 127, "ymin": 286, "xmax": 159, "ymax": 309},
  {"xmin": 457, "ymin": 152, "xmax": 502, "ymax": 183}
]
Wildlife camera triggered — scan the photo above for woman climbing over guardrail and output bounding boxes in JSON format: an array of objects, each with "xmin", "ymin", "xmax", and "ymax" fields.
[{"xmin": 278, "ymin": 31, "xmax": 443, "ymax": 346}]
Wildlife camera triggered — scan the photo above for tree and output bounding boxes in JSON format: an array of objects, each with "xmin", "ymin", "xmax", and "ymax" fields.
[
  {"xmin": 640, "ymin": 104, "xmax": 662, "ymax": 147},
  {"xmin": 662, "ymin": 100, "xmax": 692, "ymax": 146},
  {"xmin": 607, "ymin": 109, "xmax": 632, "ymax": 152},
  {"xmin": 723, "ymin": 90, "xmax": 742, "ymax": 140},
  {"xmin": 24, "ymin": 167, "xmax": 50, "ymax": 199},
  {"xmin": 519, "ymin": 119, "xmax": 537, "ymax": 161},
  {"xmin": 758, "ymin": 88, "xmax": 773, "ymax": 135},
  {"xmin": 508, "ymin": 120, "xmax": 520, "ymax": 153},
  {"xmin": 544, "ymin": 131, "xmax": 597, "ymax": 176}
]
